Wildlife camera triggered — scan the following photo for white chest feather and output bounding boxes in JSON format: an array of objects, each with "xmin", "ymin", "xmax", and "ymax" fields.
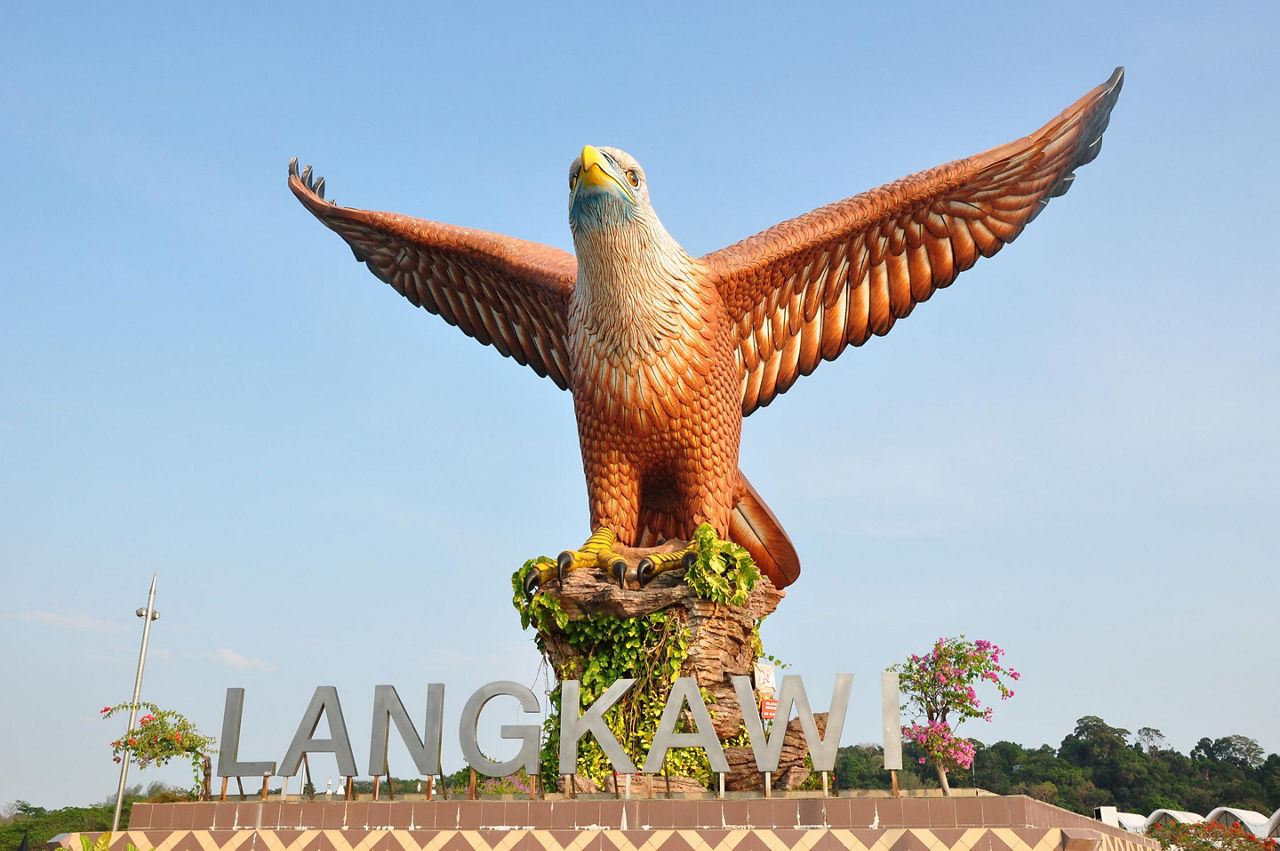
[{"xmin": 567, "ymin": 226, "xmax": 724, "ymax": 428}]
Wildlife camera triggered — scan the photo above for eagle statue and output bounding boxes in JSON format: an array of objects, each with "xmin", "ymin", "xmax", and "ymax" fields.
[{"xmin": 289, "ymin": 68, "xmax": 1123, "ymax": 593}]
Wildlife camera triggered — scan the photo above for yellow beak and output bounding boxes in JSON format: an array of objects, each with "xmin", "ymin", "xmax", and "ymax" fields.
[{"xmin": 577, "ymin": 145, "xmax": 634, "ymax": 202}]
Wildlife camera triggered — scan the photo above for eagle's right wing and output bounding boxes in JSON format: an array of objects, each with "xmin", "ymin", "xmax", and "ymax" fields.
[
  {"xmin": 290, "ymin": 161, "xmax": 578, "ymax": 389},
  {"xmin": 703, "ymin": 68, "xmax": 1124, "ymax": 415}
]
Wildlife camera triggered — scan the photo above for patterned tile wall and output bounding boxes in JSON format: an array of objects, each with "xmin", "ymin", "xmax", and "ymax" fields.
[{"xmin": 66, "ymin": 797, "xmax": 1157, "ymax": 851}]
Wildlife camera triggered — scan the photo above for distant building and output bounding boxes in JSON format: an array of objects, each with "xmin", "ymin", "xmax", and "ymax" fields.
[{"xmin": 1095, "ymin": 806, "xmax": 1280, "ymax": 839}]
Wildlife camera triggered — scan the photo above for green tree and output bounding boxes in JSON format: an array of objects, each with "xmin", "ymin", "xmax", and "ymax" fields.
[
  {"xmin": 0, "ymin": 796, "xmax": 140, "ymax": 851},
  {"xmin": 830, "ymin": 715, "xmax": 1278, "ymax": 816},
  {"xmin": 1059, "ymin": 716, "xmax": 1131, "ymax": 768},
  {"xmin": 834, "ymin": 744, "xmax": 894, "ymax": 791}
]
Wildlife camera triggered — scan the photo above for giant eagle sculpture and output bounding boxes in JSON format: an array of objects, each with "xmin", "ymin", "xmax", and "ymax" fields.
[{"xmin": 289, "ymin": 68, "xmax": 1123, "ymax": 592}]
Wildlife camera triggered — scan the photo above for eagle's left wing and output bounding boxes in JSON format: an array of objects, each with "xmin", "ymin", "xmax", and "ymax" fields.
[
  {"xmin": 703, "ymin": 68, "xmax": 1123, "ymax": 416},
  {"xmin": 290, "ymin": 161, "xmax": 578, "ymax": 389}
]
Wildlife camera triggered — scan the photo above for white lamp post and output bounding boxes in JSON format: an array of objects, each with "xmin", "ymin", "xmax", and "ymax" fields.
[{"xmin": 112, "ymin": 573, "xmax": 160, "ymax": 832}]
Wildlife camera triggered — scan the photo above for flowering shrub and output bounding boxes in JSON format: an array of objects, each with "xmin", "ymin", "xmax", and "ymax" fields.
[
  {"xmin": 891, "ymin": 636, "xmax": 1018, "ymax": 794},
  {"xmin": 1149, "ymin": 821, "xmax": 1278, "ymax": 851},
  {"xmin": 903, "ymin": 719, "xmax": 977, "ymax": 769},
  {"xmin": 102, "ymin": 702, "xmax": 216, "ymax": 797}
]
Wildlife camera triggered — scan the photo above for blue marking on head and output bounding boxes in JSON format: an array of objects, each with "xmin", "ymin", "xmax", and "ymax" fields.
[{"xmin": 570, "ymin": 186, "xmax": 638, "ymax": 233}]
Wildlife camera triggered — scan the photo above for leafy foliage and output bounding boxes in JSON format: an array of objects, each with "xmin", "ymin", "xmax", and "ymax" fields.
[
  {"xmin": 513, "ymin": 578, "xmax": 698, "ymax": 787},
  {"xmin": 80, "ymin": 833, "xmax": 152, "ymax": 851},
  {"xmin": 682, "ymin": 524, "xmax": 759, "ymax": 606}
]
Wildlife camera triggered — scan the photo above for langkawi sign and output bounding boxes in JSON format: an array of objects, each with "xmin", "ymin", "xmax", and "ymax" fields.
[{"xmin": 217, "ymin": 673, "xmax": 904, "ymax": 780}]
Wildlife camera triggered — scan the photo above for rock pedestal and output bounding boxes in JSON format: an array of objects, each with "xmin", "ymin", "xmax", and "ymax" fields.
[{"xmin": 533, "ymin": 543, "xmax": 820, "ymax": 791}]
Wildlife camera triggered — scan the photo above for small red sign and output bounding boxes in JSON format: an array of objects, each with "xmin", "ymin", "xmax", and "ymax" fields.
[{"xmin": 760, "ymin": 699, "xmax": 777, "ymax": 720}]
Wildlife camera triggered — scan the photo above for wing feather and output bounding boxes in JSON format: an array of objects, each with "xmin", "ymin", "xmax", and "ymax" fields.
[
  {"xmin": 289, "ymin": 166, "xmax": 576, "ymax": 389},
  {"xmin": 704, "ymin": 68, "xmax": 1123, "ymax": 415}
]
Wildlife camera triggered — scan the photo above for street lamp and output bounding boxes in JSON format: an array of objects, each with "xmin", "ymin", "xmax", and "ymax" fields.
[{"xmin": 112, "ymin": 573, "xmax": 160, "ymax": 832}]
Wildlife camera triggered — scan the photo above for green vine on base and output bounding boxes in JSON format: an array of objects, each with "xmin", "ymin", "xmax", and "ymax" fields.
[
  {"xmin": 683, "ymin": 524, "xmax": 759, "ymax": 606},
  {"xmin": 511, "ymin": 523, "xmax": 761, "ymax": 789}
]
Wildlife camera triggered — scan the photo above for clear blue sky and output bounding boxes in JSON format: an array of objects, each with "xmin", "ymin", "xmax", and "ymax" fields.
[{"xmin": 3, "ymin": 2, "xmax": 1277, "ymax": 808}]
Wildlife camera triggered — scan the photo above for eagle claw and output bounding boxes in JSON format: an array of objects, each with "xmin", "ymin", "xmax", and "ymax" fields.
[
  {"xmin": 522, "ymin": 560, "xmax": 557, "ymax": 595},
  {"xmin": 611, "ymin": 558, "xmax": 629, "ymax": 588},
  {"xmin": 555, "ymin": 550, "xmax": 575, "ymax": 583},
  {"xmin": 636, "ymin": 548, "xmax": 697, "ymax": 587}
]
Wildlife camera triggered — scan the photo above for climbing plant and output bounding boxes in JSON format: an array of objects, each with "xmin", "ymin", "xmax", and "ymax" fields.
[{"xmin": 512, "ymin": 523, "xmax": 761, "ymax": 789}]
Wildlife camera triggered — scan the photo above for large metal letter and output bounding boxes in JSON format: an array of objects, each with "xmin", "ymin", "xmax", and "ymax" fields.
[
  {"xmin": 458, "ymin": 681, "xmax": 540, "ymax": 777},
  {"xmin": 369, "ymin": 684, "xmax": 444, "ymax": 776},
  {"xmin": 882, "ymin": 672, "xmax": 903, "ymax": 771},
  {"xmin": 643, "ymin": 678, "xmax": 729, "ymax": 773},
  {"xmin": 558, "ymin": 678, "xmax": 636, "ymax": 774},
  {"xmin": 216, "ymin": 688, "xmax": 276, "ymax": 778},
  {"xmin": 732, "ymin": 673, "xmax": 852, "ymax": 772},
  {"xmin": 279, "ymin": 686, "xmax": 357, "ymax": 777}
]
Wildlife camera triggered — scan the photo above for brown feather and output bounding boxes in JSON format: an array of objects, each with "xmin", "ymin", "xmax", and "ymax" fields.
[{"xmin": 730, "ymin": 471, "xmax": 800, "ymax": 588}]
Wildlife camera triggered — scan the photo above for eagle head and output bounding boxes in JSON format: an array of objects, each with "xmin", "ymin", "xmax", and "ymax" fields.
[{"xmin": 568, "ymin": 145, "xmax": 650, "ymax": 234}]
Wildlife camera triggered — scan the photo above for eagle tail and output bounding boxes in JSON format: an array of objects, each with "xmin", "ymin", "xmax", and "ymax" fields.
[{"xmin": 730, "ymin": 471, "xmax": 800, "ymax": 589}]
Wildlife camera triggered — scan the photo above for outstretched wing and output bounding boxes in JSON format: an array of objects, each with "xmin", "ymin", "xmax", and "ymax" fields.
[
  {"xmin": 704, "ymin": 68, "xmax": 1124, "ymax": 415},
  {"xmin": 289, "ymin": 161, "xmax": 578, "ymax": 389}
]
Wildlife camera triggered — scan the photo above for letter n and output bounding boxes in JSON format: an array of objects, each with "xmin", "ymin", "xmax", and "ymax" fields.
[{"xmin": 369, "ymin": 684, "xmax": 444, "ymax": 776}]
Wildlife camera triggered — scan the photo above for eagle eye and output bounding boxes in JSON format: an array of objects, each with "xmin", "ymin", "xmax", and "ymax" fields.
[
  {"xmin": 625, "ymin": 169, "xmax": 640, "ymax": 187},
  {"xmin": 569, "ymin": 171, "xmax": 578, "ymax": 191}
]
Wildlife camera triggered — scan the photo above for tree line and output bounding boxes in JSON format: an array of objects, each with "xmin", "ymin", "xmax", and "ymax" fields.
[{"xmin": 837, "ymin": 715, "xmax": 1280, "ymax": 815}]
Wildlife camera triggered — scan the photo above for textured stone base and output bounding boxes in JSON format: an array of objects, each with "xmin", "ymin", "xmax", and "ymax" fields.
[{"xmin": 65, "ymin": 797, "xmax": 1157, "ymax": 851}]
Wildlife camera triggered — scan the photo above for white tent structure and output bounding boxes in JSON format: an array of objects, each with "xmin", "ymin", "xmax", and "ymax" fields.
[
  {"xmin": 1095, "ymin": 807, "xmax": 1149, "ymax": 833},
  {"xmin": 1116, "ymin": 813, "xmax": 1149, "ymax": 833},
  {"xmin": 1145, "ymin": 810, "xmax": 1205, "ymax": 829},
  {"xmin": 1204, "ymin": 807, "xmax": 1270, "ymax": 836}
]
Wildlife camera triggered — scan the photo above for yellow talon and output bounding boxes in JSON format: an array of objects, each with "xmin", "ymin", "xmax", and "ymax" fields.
[
  {"xmin": 522, "ymin": 559, "xmax": 558, "ymax": 594},
  {"xmin": 582, "ymin": 528, "xmax": 619, "ymax": 555},
  {"xmin": 557, "ymin": 528, "xmax": 627, "ymax": 583},
  {"xmin": 637, "ymin": 545, "xmax": 698, "ymax": 586}
]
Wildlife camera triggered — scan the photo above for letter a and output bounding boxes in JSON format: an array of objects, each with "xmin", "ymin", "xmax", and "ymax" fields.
[
  {"xmin": 643, "ymin": 678, "xmax": 729, "ymax": 773},
  {"xmin": 280, "ymin": 686, "xmax": 357, "ymax": 777}
]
